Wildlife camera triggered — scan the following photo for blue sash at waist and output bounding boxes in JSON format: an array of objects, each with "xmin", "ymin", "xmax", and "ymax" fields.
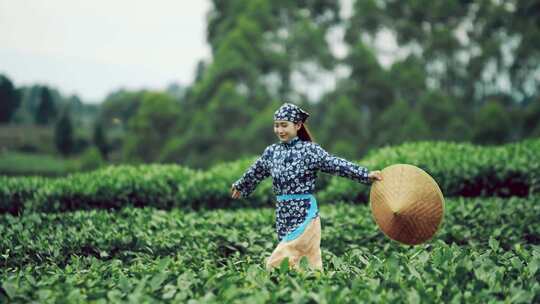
[
  {"xmin": 277, "ymin": 194, "xmax": 318, "ymax": 243},
  {"xmin": 276, "ymin": 193, "xmax": 314, "ymax": 202}
]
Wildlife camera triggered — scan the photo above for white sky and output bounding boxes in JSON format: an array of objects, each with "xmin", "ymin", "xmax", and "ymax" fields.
[
  {"xmin": 0, "ymin": 0, "xmax": 212, "ymax": 103},
  {"xmin": 0, "ymin": 0, "xmax": 402, "ymax": 104}
]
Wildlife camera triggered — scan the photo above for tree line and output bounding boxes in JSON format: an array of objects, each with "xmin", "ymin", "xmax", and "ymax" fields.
[{"xmin": 1, "ymin": 0, "xmax": 539, "ymax": 169}]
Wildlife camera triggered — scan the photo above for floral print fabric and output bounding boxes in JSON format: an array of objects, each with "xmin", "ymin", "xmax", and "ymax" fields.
[
  {"xmin": 233, "ymin": 136, "xmax": 371, "ymax": 241},
  {"xmin": 273, "ymin": 103, "xmax": 310, "ymax": 123},
  {"xmin": 233, "ymin": 136, "xmax": 371, "ymax": 197},
  {"xmin": 276, "ymin": 198, "xmax": 313, "ymax": 241}
]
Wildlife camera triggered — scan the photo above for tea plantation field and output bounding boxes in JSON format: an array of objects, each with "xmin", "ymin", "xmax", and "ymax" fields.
[{"xmin": 1, "ymin": 196, "xmax": 539, "ymax": 303}]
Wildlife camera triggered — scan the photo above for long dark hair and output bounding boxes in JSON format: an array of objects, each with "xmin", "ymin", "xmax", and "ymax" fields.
[{"xmin": 298, "ymin": 123, "xmax": 314, "ymax": 142}]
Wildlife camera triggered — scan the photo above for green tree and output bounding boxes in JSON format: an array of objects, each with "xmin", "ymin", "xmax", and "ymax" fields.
[
  {"xmin": 54, "ymin": 108, "xmax": 75, "ymax": 156},
  {"xmin": 343, "ymin": 41, "xmax": 394, "ymax": 116},
  {"xmin": 374, "ymin": 100, "xmax": 431, "ymax": 147},
  {"xmin": 0, "ymin": 74, "xmax": 21, "ymax": 123},
  {"xmin": 35, "ymin": 87, "xmax": 57, "ymax": 125},
  {"xmin": 347, "ymin": 1, "xmax": 540, "ymax": 105},
  {"xmin": 340, "ymin": 0, "xmax": 540, "ymax": 148},
  {"xmin": 329, "ymin": 38, "xmax": 394, "ymax": 151},
  {"xmin": 473, "ymin": 100, "xmax": 512, "ymax": 145},
  {"xmin": 100, "ymin": 90, "xmax": 145, "ymax": 130},
  {"xmin": 161, "ymin": 81, "xmax": 255, "ymax": 167},
  {"xmin": 523, "ymin": 97, "xmax": 540, "ymax": 138},
  {"xmin": 79, "ymin": 147, "xmax": 105, "ymax": 171},
  {"xmin": 171, "ymin": 0, "xmax": 342, "ymax": 168},
  {"xmin": 93, "ymin": 122, "xmax": 110, "ymax": 160},
  {"xmin": 388, "ymin": 56, "xmax": 427, "ymax": 105},
  {"xmin": 318, "ymin": 94, "xmax": 369, "ymax": 158},
  {"xmin": 123, "ymin": 92, "xmax": 181, "ymax": 163},
  {"xmin": 417, "ymin": 92, "xmax": 463, "ymax": 141}
]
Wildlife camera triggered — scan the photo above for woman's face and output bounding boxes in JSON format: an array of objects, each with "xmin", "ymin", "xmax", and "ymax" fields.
[{"xmin": 274, "ymin": 120, "xmax": 301, "ymax": 142}]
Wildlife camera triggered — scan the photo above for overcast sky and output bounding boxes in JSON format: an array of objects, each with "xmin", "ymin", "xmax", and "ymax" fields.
[{"xmin": 0, "ymin": 0, "xmax": 212, "ymax": 103}]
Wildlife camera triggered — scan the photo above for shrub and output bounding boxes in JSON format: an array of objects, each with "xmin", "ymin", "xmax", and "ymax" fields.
[
  {"xmin": 319, "ymin": 139, "xmax": 540, "ymax": 204},
  {"xmin": 1, "ymin": 139, "xmax": 538, "ymax": 214}
]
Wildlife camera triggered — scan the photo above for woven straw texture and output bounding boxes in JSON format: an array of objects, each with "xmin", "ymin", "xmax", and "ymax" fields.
[{"xmin": 370, "ymin": 164, "xmax": 445, "ymax": 245}]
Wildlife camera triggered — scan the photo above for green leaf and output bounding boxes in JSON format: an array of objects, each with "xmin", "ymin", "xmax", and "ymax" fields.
[
  {"xmin": 279, "ymin": 258, "xmax": 290, "ymax": 274},
  {"xmin": 118, "ymin": 275, "xmax": 131, "ymax": 293},
  {"xmin": 488, "ymin": 237, "xmax": 499, "ymax": 251},
  {"xmin": 528, "ymin": 258, "xmax": 539, "ymax": 276},
  {"xmin": 299, "ymin": 256, "xmax": 310, "ymax": 271},
  {"xmin": 2, "ymin": 282, "xmax": 17, "ymax": 300},
  {"xmin": 150, "ymin": 273, "xmax": 167, "ymax": 292},
  {"xmin": 407, "ymin": 289, "xmax": 421, "ymax": 304},
  {"xmin": 162, "ymin": 284, "xmax": 177, "ymax": 300},
  {"xmin": 157, "ymin": 257, "xmax": 171, "ymax": 272}
]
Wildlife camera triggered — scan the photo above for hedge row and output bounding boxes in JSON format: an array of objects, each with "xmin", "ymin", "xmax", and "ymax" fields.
[
  {"xmin": 1, "ymin": 197, "xmax": 539, "ymax": 302},
  {"xmin": 0, "ymin": 138, "xmax": 538, "ymax": 214},
  {"xmin": 2, "ymin": 196, "xmax": 537, "ymax": 268},
  {"xmin": 0, "ymin": 161, "xmax": 269, "ymax": 215},
  {"xmin": 0, "ymin": 176, "xmax": 48, "ymax": 214},
  {"xmin": 318, "ymin": 138, "xmax": 540, "ymax": 204}
]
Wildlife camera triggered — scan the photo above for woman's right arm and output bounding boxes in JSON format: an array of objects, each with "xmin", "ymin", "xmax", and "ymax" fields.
[{"xmin": 231, "ymin": 146, "xmax": 272, "ymax": 198}]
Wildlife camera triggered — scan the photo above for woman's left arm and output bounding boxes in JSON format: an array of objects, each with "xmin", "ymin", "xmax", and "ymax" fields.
[{"xmin": 313, "ymin": 143, "xmax": 379, "ymax": 185}]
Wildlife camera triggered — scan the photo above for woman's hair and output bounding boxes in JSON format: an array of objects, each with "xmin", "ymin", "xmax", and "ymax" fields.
[{"xmin": 298, "ymin": 123, "xmax": 314, "ymax": 142}]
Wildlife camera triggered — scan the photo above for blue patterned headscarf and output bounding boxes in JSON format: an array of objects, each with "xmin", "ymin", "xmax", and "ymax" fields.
[{"xmin": 273, "ymin": 103, "xmax": 310, "ymax": 124}]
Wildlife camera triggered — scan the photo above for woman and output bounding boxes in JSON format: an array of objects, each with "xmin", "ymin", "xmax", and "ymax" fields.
[{"xmin": 231, "ymin": 103, "xmax": 382, "ymax": 271}]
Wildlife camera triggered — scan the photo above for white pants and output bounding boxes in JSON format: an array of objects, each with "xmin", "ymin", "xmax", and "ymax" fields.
[{"xmin": 265, "ymin": 216, "xmax": 323, "ymax": 271}]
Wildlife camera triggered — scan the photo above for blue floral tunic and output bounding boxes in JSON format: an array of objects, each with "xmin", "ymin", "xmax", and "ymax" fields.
[{"xmin": 233, "ymin": 136, "xmax": 372, "ymax": 242}]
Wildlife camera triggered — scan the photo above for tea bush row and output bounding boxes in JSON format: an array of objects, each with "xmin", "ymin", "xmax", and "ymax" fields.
[
  {"xmin": 1, "ymin": 196, "xmax": 538, "ymax": 269},
  {"xmin": 1, "ymin": 139, "xmax": 538, "ymax": 214},
  {"xmin": 1, "ymin": 196, "xmax": 538, "ymax": 303},
  {"xmin": 319, "ymin": 138, "xmax": 540, "ymax": 203}
]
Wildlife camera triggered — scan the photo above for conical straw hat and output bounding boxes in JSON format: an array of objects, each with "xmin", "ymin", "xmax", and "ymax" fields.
[{"xmin": 370, "ymin": 164, "xmax": 444, "ymax": 245}]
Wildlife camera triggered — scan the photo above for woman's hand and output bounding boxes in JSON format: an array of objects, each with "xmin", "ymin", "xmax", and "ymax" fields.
[
  {"xmin": 368, "ymin": 170, "xmax": 383, "ymax": 182},
  {"xmin": 231, "ymin": 185, "xmax": 241, "ymax": 199}
]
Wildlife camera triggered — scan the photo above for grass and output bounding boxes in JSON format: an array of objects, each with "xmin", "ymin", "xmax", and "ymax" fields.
[{"xmin": 0, "ymin": 151, "xmax": 77, "ymax": 176}]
